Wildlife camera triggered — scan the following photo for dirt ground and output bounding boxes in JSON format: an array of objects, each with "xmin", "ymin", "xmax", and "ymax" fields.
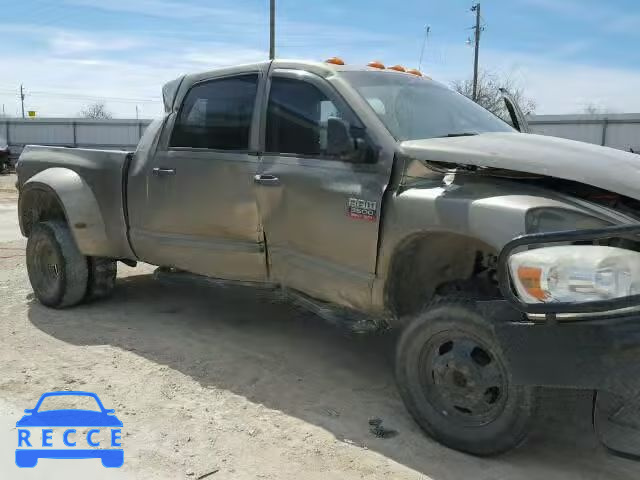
[{"xmin": 1, "ymin": 173, "xmax": 639, "ymax": 479}]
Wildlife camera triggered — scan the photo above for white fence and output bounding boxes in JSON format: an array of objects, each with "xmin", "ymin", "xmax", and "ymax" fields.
[
  {"xmin": 528, "ymin": 113, "xmax": 640, "ymax": 153},
  {"xmin": 3, "ymin": 114, "xmax": 640, "ymax": 162},
  {"xmin": 1, "ymin": 118, "xmax": 152, "ymax": 160}
]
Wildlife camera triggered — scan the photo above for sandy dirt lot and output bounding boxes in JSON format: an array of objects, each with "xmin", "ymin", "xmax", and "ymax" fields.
[{"xmin": 1, "ymin": 173, "xmax": 638, "ymax": 479}]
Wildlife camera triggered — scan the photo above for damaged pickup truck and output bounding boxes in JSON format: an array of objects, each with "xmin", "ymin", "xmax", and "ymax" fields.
[{"xmin": 16, "ymin": 59, "xmax": 640, "ymax": 457}]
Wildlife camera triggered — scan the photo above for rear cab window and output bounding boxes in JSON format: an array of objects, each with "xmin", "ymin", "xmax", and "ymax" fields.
[{"xmin": 171, "ymin": 74, "xmax": 259, "ymax": 151}]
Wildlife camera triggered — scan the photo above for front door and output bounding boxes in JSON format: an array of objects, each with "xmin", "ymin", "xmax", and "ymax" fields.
[
  {"xmin": 255, "ymin": 70, "xmax": 391, "ymax": 311},
  {"xmin": 129, "ymin": 72, "xmax": 267, "ymax": 281}
]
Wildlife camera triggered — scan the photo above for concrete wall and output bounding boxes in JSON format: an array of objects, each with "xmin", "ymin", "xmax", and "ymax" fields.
[{"xmin": 528, "ymin": 113, "xmax": 640, "ymax": 152}]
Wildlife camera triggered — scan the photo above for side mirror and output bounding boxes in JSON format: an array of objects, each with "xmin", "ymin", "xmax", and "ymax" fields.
[
  {"xmin": 326, "ymin": 117, "xmax": 355, "ymax": 157},
  {"xmin": 104, "ymin": 409, "xmax": 115, "ymax": 415},
  {"xmin": 24, "ymin": 409, "xmax": 34, "ymax": 414}
]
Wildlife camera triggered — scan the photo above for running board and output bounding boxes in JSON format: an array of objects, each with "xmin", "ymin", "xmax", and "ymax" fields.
[
  {"xmin": 153, "ymin": 267, "xmax": 279, "ymax": 292},
  {"xmin": 284, "ymin": 289, "xmax": 384, "ymax": 334},
  {"xmin": 152, "ymin": 267, "xmax": 383, "ymax": 334}
]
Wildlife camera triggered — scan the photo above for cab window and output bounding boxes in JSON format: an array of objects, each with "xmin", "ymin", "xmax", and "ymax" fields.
[
  {"xmin": 171, "ymin": 74, "xmax": 258, "ymax": 150},
  {"xmin": 265, "ymin": 77, "xmax": 346, "ymax": 157}
]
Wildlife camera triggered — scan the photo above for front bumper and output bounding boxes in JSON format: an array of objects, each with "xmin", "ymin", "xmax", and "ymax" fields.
[
  {"xmin": 492, "ymin": 223, "xmax": 640, "ymax": 394},
  {"xmin": 485, "ymin": 301, "xmax": 640, "ymax": 395},
  {"xmin": 493, "ymin": 224, "xmax": 640, "ymax": 457},
  {"xmin": 486, "ymin": 304, "xmax": 640, "ymax": 459}
]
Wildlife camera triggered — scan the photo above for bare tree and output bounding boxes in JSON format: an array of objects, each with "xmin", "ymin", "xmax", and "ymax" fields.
[
  {"xmin": 452, "ymin": 70, "xmax": 536, "ymax": 121},
  {"xmin": 79, "ymin": 102, "xmax": 112, "ymax": 119},
  {"xmin": 583, "ymin": 103, "xmax": 601, "ymax": 115},
  {"xmin": 582, "ymin": 103, "xmax": 616, "ymax": 115}
]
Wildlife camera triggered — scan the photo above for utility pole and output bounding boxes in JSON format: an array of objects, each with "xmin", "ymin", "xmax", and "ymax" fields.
[
  {"xmin": 135, "ymin": 105, "xmax": 139, "ymax": 120},
  {"xmin": 20, "ymin": 84, "xmax": 25, "ymax": 118},
  {"xmin": 418, "ymin": 25, "xmax": 431, "ymax": 72},
  {"xmin": 269, "ymin": 0, "xmax": 275, "ymax": 60},
  {"xmin": 471, "ymin": 3, "xmax": 481, "ymax": 101}
]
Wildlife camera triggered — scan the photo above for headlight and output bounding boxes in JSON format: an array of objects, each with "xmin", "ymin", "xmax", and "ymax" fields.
[{"xmin": 508, "ymin": 246, "xmax": 640, "ymax": 304}]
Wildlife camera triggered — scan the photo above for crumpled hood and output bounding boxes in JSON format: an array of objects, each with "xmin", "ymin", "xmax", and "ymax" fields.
[{"xmin": 401, "ymin": 132, "xmax": 640, "ymax": 201}]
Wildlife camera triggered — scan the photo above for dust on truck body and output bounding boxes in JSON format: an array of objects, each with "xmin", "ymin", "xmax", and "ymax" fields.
[{"xmin": 16, "ymin": 58, "xmax": 640, "ymax": 457}]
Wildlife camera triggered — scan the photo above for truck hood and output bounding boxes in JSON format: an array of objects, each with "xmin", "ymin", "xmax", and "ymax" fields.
[{"xmin": 401, "ymin": 132, "xmax": 640, "ymax": 201}]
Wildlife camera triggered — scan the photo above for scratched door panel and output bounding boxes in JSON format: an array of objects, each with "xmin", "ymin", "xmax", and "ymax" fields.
[
  {"xmin": 256, "ymin": 155, "xmax": 388, "ymax": 311},
  {"xmin": 255, "ymin": 71, "xmax": 394, "ymax": 310}
]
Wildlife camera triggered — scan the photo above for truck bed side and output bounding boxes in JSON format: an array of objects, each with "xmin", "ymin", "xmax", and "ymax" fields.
[{"xmin": 16, "ymin": 145, "xmax": 135, "ymax": 260}]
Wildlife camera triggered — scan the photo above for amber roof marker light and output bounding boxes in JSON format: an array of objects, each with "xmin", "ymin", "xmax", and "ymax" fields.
[
  {"xmin": 325, "ymin": 57, "xmax": 345, "ymax": 65},
  {"xmin": 406, "ymin": 68, "xmax": 423, "ymax": 76},
  {"xmin": 367, "ymin": 61, "xmax": 385, "ymax": 69},
  {"xmin": 388, "ymin": 65, "xmax": 406, "ymax": 72}
]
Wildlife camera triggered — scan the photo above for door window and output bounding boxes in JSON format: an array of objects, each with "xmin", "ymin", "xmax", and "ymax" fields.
[
  {"xmin": 265, "ymin": 77, "xmax": 345, "ymax": 156},
  {"xmin": 171, "ymin": 74, "xmax": 258, "ymax": 150}
]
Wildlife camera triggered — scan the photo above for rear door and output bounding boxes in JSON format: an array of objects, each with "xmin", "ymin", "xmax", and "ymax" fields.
[
  {"xmin": 128, "ymin": 71, "xmax": 267, "ymax": 281},
  {"xmin": 255, "ymin": 70, "xmax": 391, "ymax": 310}
]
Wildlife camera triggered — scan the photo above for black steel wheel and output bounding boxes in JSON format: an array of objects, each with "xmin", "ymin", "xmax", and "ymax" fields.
[
  {"xmin": 26, "ymin": 221, "xmax": 88, "ymax": 308},
  {"xmin": 420, "ymin": 332, "xmax": 509, "ymax": 426},
  {"xmin": 396, "ymin": 300, "xmax": 537, "ymax": 456}
]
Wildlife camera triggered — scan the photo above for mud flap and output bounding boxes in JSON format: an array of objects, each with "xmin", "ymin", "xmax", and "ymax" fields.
[{"xmin": 594, "ymin": 391, "xmax": 640, "ymax": 460}]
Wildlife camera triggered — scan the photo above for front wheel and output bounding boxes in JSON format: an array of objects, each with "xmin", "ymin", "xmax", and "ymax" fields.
[{"xmin": 395, "ymin": 300, "xmax": 537, "ymax": 456}]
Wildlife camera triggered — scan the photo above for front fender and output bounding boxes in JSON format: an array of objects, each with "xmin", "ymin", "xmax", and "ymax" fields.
[
  {"xmin": 19, "ymin": 168, "xmax": 113, "ymax": 257},
  {"xmin": 372, "ymin": 178, "xmax": 619, "ymax": 315}
]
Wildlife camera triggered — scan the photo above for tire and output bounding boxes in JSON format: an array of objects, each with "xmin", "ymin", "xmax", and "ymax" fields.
[
  {"xmin": 86, "ymin": 257, "xmax": 117, "ymax": 301},
  {"xmin": 395, "ymin": 300, "xmax": 537, "ymax": 456},
  {"xmin": 26, "ymin": 221, "xmax": 88, "ymax": 308}
]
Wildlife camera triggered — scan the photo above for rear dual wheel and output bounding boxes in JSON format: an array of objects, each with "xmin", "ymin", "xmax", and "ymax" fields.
[
  {"xmin": 396, "ymin": 300, "xmax": 537, "ymax": 456},
  {"xmin": 87, "ymin": 257, "xmax": 117, "ymax": 301},
  {"xmin": 26, "ymin": 221, "xmax": 117, "ymax": 308}
]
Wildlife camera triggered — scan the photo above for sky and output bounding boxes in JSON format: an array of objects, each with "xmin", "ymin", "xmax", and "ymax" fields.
[{"xmin": 1, "ymin": 0, "xmax": 640, "ymax": 118}]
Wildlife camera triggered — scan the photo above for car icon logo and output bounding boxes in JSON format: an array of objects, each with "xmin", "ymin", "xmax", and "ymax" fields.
[{"xmin": 15, "ymin": 391, "xmax": 123, "ymax": 468}]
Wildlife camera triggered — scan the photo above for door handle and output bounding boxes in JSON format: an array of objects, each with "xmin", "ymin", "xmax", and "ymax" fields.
[
  {"xmin": 253, "ymin": 174, "xmax": 280, "ymax": 186},
  {"xmin": 152, "ymin": 167, "xmax": 176, "ymax": 176}
]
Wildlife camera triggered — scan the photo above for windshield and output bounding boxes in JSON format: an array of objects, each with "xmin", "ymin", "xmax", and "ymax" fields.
[{"xmin": 341, "ymin": 71, "xmax": 514, "ymax": 141}]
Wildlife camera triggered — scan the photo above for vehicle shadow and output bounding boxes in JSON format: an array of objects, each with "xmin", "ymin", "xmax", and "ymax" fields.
[{"xmin": 27, "ymin": 272, "xmax": 638, "ymax": 479}]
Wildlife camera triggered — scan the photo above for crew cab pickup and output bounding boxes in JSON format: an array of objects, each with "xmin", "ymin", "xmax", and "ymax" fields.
[{"xmin": 16, "ymin": 59, "xmax": 640, "ymax": 457}]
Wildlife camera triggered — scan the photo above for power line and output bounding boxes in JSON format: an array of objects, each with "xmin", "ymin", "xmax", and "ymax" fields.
[
  {"xmin": 28, "ymin": 91, "xmax": 161, "ymax": 103},
  {"xmin": 0, "ymin": 87, "xmax": 160, "ymax": 104}
]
